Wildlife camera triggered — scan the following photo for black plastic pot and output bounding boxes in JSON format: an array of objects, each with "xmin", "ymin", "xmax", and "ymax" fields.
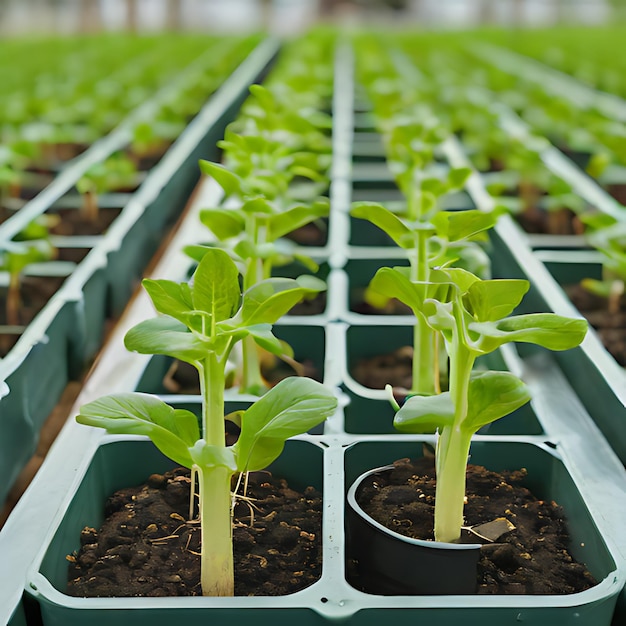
[{"xmin": 346, "ymin": 464, "xmax": 481, "ymax": 595}]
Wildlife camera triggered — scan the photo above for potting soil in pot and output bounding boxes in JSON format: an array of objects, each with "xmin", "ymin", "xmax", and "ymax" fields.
[
  {"xmin": 67, "ymin": 467, "xmax": 322, "ymax": 597},
  {"xmin": 350, "ymin": 456, "xmax": 597, "ymax": 595}
]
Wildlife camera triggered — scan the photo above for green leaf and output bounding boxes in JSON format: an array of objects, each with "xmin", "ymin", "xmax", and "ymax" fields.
[
  {"xmin": 368, "ymin": 267, "xmax": 425, "ymax": 313},
  {"xmin": 233, "ymin": 377, "xmax": 337, "ymax": 471},
  {"xmin": 471, "ymin": 313, "xmax": 588, "ymax": 354},
  {"xmin": 393, "ymin": 392, "xmax": 455, "ymax": 433},
  {"xmin": 199, "ymin": 160, "xmax": 242, "ymax": 196},
  {"xmin": 199, "ymin": 209, "xmax": 245, "ymax": 240},
  {"xmin": 448, "ymin": 167, "xmax": 472, "ymax": 189},
  {"xmin": 350, "ymin": 202, "xmax": 412, "ymax": 248},
  {"xmin": 464, "ymin": 279, "xmax": 529, "ymax": 322},
  {"xmin": 76, "ymin": 393, "xmax": 199, "ymax": 468},
  {"xmin": 240, "ymin": 276, "xmax": 325, "ymax": 325},
  {"xmin": 124, "ymin": 316, "xmax": 208, "ymax": 364},
  {"xmin": 431, "ymin": 209, "xmax": 501, "ymax": 242},
  {"xmin": 463, "ymin": 371, "xmax": 531, "ymax": 432},
  {"xmin": 142, "ymin": 279, "xmax": 193, "ymax": 325},
  {"xmin": 246, "ymin": 324, "xmax": 290, "ymax": 357},
  {"xmin": 191, "ymin": 248, "xmax": 240, "ymax": 325},
  {"xmin": 240, "ymin": 197, "xmax": 275, "ymax": 214},
  {"xmin": 267, "ymin": 201, "xmax": 329, "ymax": 241}
]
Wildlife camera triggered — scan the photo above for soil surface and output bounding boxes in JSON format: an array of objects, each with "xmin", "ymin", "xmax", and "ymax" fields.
[
  {"xmin": 515, "ymin": 206, "xmax": 583, "ymax": 236},
  {"xmin": 350, "ymin": 456, "xmax": 597, "ymax": 595},
  {"xmin": 67, "ymin": 467, "xmax": 322, "ymax": 597},
  {"xmin": 163, "ymin": 355, "xmax": 321, "ymax": 395},
  {"xmin": 51, "ymin": 206, "xmax": 122, "ymax": 237},
  {"xmin": 351, "ymin": 345, "xmax": 414, "ymax": 390},
  {"xmin": 565, "ymin": 283, "xmax": 626, "ymax": 366}
]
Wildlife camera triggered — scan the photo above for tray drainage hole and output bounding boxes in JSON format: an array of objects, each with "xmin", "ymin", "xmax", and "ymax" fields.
[
  {"xmin": 321, "ymin": 597, "xmax": 328, "ymax": 603},
  {"xmin": 545, "ymin": 441, "xmax": 558, "ymax": 450}
]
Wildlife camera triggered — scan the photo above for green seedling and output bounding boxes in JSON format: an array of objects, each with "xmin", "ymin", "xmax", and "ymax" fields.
[
  {"xmin": 195, "ymin": 129, "xmax": 330, "ymax": 395},
  {"xmin": 351, "ymin": 157, "xmax": 500, "ymax": 396},
  {"xmin": 75, "ymin": 152, "xmax": 138, "ymax": 222},
  {"xmin": 76, "ymin": 247, "xmax": 337, "ymax": 596},
  {"xmin": 375, "ymin": 266, "xmax": 587, "ymax": 543},
  {"xmin": 0, "ymin": 217, "xmax": 56, "ymax": 327},
  {"xmin": 580, "ymin": 219, "xmax": 626, "ymax": 314}
]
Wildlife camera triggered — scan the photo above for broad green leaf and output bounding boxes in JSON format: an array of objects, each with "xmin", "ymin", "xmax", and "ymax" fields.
[
  {"xmin": 76, "ymin": 393, "xmax": 198, "ymax": 468},
  {"xmin": 448, "ymin": 167, "xmax": 472, "ymax": 189},
  {"xmin": 240, "ymin": 276, "xmax": 325, "ymax": 325},
  {"xmin": 369, "ymin": 267, "xmax": 425, "ymax": 313},
  {"xmin": 464, "ymin": 279, "xmax": 529, "ymax": 322},
  {"xmin": 434, "ymin": 267, "xmax": 480, "ymax": 294},
  {"xmin": 142, "ymin": 279, "xmax": 193, "ymax": 325},
  {"xmin": 431, "ymin": 209, "xmax": 501, "ymax": 242},
  {"xmin": 124, "ymin": 316, "xmax": 208, "ymax": 364},
  {"xmin": 233, "ymin": 377, "xmax": 337, "ymax": 471},
  {"xmin": 393, "ymin": 392, "xmax": 455, "ymax": 433},
  {"xmin": 267, "ymin": 201, "xmax": 329, "ymax": 241},
  {"xmin": 246, "ymin": 323, "xmax": 290, "ymax": 356},
  {"xmin": 421, "ymin": 177, "xmax": 447, "ymax": 197},
  {"xmin": 350, "ymin": 202, "xmax": 412, "ymax": 248},
  {"xmin": 191, "ymin": 248, "xmax": 240, "ymax": 325},
  {"xmin": 463, "ymin": 371, "xmax": 530, "ymax": 432},
  {"xmin": 199, "ymin": 160, "xmax": 242, "ymax": 196},
  {"xmin": 199, "ymin": 209, "xmax": 245, "ymax": 240},
  {"xmin": 471, "ymin": 314, "xmax": 587, "ymax": 354},
  {"xmin": 241, "ymin": 197, "xmax": 275, "ymax": 214}
]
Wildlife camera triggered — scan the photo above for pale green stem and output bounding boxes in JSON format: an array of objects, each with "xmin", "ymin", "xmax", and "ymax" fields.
[
  {"xmin": 434, "ymin": 336, "xmax": 475, "ymax": 543},
  {"xmin": 200, "ymin": 352, "xmax": 226, "ymax": 446},
  {"xmin": 198, "ymin": 465, "xmax": 235, "ymax": 596},
  {"xmin": 409, "ymin": 194, "xmax": 437, "ymax": 396},
  {"xmin": 240, "ymin": 217, "xmax": 268, "ymax": 395},
  {"xmin": 197, "ymin": 351, "xmax": 236, "ymax": 595}
]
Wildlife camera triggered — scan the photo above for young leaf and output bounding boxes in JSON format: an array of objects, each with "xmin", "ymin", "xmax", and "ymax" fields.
[
  {"xmin": 463, "ymin": 279, "xmax": 530, "ymax": 322},
  {"xmin": 350, "ymin": 201, "xmax": 412, "ymax": 248},
  {"xmin": 431, "ymin": 209, "xmax": 501, "ymax": 242},
  {"xmin": 142, "ymin": 279, "xmax": 193, "ymax": 325},
  {"xmin": 76, "ymin": 393, "xmax": 198, "ymax": 468},
  {"xmin": 393, "ymin": 392, "xmax": 455, "ymax": 433},
  {"xmin": 199, "ymin": 160, "xmax": 242, "ymax": 197},
  {"xmin": 191, "ymin": 248, "xmax": 240, "ymax": 325},
  {"xmin": 239, "ymin": 276, "xmax": 325, "ymax": 325},
  {"xmin": 233, "ymin": 377, "xmax": 337, "ymax": 471},
  {"xmin": 462, "ymin": 371, "xmax": 531, "ymax": 433},
  {"xmin": 199, "ymin": 209, "xmax": 246, "ymax": 240},
  {"xmin": 267, "ymin": 201, "xmax": 329, "ymax": 241},
  {"xmin": 471, "ymin": 314, "xmax": 588, "ymax": 354},
  {"xmin": 124, "ymin": 316, "xmax": 209, "ymax": 364}
]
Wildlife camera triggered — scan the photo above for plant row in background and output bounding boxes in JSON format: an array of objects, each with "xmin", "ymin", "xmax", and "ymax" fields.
[
  {"xmin": 1, "ymin": 26, "xmax": 625, "ymax": 626},
  {"xmin": 0, "ymin": 35, "xmax": 276, "ymax": 519},
  {"xmin": 0, "ymin": 34, "xmax": 260, "ymax": 212}
]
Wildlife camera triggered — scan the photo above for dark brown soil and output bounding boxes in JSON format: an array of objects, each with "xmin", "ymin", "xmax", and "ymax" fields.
[
  {"xmin": 351, "ymin": 293, "xmax": 411, "ymax": 315},
  {"xmin": 565, "ymin": 283, "xmax": 626, "ymax": 366},
  {"xmin": 67, "ymin": 467, "xmax": 322, "ymax": 597},
  {"xmin": 351, "ymin": 345, "xmax": 414, "ymax": 390},
  {"xmin": 286, "ymin": 292, "xmax": 326, "ymax": 315},
  {"xmin": 163, "ymin": 356, "xmax": 321, "ymax": 395},
  {"xmin": 50, "ymin": 207, "xmax": 122, "ymax": 237},
  {"xmin": 351, "ymin": 457, "xmax": 597, "ymax": 595},
  {"xmin": 0, "ymin": 275, "xmax": 65, "ymax": 327},
  {"xmin": 515, "ymin": 206, "xmax": 583, "ymax": 236},
  {"xmin": 286, "ymin": 221, "xmax": 328, "ymax": 246}
]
